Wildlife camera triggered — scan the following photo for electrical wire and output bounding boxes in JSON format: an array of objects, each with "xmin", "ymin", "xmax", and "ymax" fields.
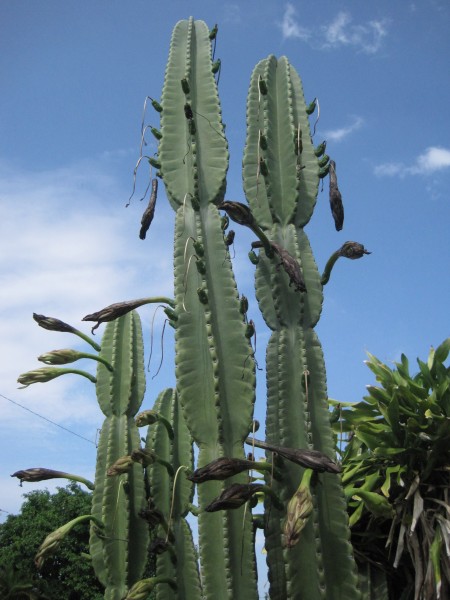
[{"xmin": 0, "ymin": 392, "xmax": 96, "ymax": 446}]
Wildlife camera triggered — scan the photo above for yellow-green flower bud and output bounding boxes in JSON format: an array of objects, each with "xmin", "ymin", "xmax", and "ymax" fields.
[
  {"xmin": 38, "ymin": 349, "xmax": 82, "ymax": 365},
  {"xmin": 107, "ymin": 455, "xmax": 134, "ymax": 476},
  {"xmin": 283, "ymin": 470, "xmax": 314, "ymax": 548},
  {"xmin": 125, "ymin": 577, "xmax": 177, "ymax": 599},
  {"xmin": 17, "ymin": 367, "xmax": 64, "ymax": 388}
]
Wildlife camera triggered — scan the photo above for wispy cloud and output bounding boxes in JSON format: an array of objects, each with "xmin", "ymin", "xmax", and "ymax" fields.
[
  {"xmin": 279, "ymin": 3, "xmax": 311, "ymax": 41},
  {"xmin": 223, "ymin": 3, "xmax": 241, "ymax": 24},
  {"xmin": 322, "ymin": 12, "xmax": 388, "ymax": 54},
  {"xmin": 374, "ymin": 146, "xmax": 450, "ymax": 177},
  {"xmin": 279, "ymin": 5, "xmax": 388, "ymax": 54},
  {"xmin": 323, "ymin": 116, "xmax": 364, "ymax": 142}
]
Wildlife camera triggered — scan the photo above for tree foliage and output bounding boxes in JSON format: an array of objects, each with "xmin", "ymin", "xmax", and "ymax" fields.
[{"xmin": 0, "ymin": 483, "xmax": 103, "ymax": 600}]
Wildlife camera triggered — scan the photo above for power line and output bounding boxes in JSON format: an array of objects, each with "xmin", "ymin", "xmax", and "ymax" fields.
[{"xmin": 0, "ymin": 392, "xmax": 97, "ymax": 446}]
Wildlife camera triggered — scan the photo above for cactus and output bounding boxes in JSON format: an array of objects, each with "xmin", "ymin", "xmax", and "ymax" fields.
[
  {"xmin": 17, "ymin": 18, "xmax": 372, "ymax": 600},
  {"xmin": 156, "ymin": 18, "xmax": 258, "ymax": 599},
  {"xmin": 241, "ymin": 55, "xmax": 362, "ymax": 599},
  {"xmin": 89, "ymin": 311, "xmax": 149, "ymax": 600}
]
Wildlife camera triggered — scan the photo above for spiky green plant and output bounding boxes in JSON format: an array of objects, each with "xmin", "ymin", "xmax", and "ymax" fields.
[{"xmin": 331, "ymin": 338, "xmax": 450, "ymax": 600}]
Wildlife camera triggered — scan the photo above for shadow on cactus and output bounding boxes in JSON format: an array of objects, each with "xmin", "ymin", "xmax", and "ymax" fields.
[{"xmin": 15, "ymin": 17, "xmax": 376, "ymax": 600}]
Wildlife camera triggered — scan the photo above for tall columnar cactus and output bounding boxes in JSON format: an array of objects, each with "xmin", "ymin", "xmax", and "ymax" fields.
[
  {"xmin": 156, "ymin": 18, "xmax": 258, "ymax": 599},
  {"xmin": 16, "ymin": 18, "xmax": 371, "ymax": 600},
  {"xmin": 143, "ymin": 388, "xmax": 201, "ymax": 599},
  {"xmin": 242, "ymin": 56, "xmax": 361, "ymax": 599},
  {"xmin": 89, "ymin": 311, "xmax": 149, "ymax": 600}
]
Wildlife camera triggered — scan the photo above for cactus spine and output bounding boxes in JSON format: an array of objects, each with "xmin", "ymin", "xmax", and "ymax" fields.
[{"xmin": 242, "ymin": 56, "xmax": 360, "ymax": 599}]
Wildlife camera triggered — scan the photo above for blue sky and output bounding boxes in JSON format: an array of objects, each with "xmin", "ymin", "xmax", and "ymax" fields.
[{"xmin": 1, "ymin": 0, "xmax": 449, "ymax": 571}]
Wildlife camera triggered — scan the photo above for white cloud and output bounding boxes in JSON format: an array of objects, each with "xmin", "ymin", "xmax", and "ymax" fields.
[
  {"xmin": 322, "ymin": 11, "xmax": 389, "ymax": 54},
  {"xmin": 280, "ymin": 7, "xmax": 388, "ymax": 53},
  {"xmin": 323, "ymin": 116, "xmax": 364, "ymax": 142},
  {"xmin": 375, "ymin": 146, "xmax": 450, "ymax": 177},
  {"xmin": 280, "ymin": 3, "xmax": 311, "ymax": 41},
  {"xmin": 223, "ymin": 3, "xmax": 241, "ymax": 24}
]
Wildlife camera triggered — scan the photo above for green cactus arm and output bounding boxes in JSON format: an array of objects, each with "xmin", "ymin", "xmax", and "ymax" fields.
[
  {"xmin": 90, "ymin": 415, "xmax": 148, "ymax": 599},
  {"xmin": 158, "ymin": 18, "xmax": 228, "ymax": 209},
  {"xmin": 243, "ymin": 56, "xmax": 319, "ymax": 228},
  {"xmin": 89, "ymin": 313, "xmax": 148, "ymax": 599},
  {"xmin": 95, "ymin": 311, "xmax": 146, "ymax": 417},
  {"xmin": 155, "ymin": 520, "xmax": 202, "ymax": 600},
  {"xmin": 173, "ymin": 204, "xmax": 255, "ymax": 452}
]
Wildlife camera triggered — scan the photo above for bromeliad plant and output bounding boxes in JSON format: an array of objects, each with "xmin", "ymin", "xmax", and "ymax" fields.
[
  {"xmin": 331, "ymin": 339, "xmax": 450, "ymax": 600},
  {"xmin": 15, "ymin": 17, "xmax": 374, "ymax": 600}
]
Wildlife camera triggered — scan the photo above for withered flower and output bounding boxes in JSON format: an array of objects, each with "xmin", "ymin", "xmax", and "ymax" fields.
[
  {"xmin": 12, "ymin": 468, "xmax": 69, "ymax": 483},
  {"xmin": 271, "ymin": 242, "xmax": 307, "ymax": 293},
  {"xmin": 33, "ymin": 313, "xmax": 76, "ymax": 333},
  {"xmin": 339, "ymin": 241, "xmax": 371, "ymax": 260},
  {"xmin": 139, "ymin": 179, "xmax": 158, "ymax": 240},
  {"xmin": 218, "ymin": 201, "xmax": 256, "ymax": 229},
  {"xmin": 283, "ymin": 469, "xmax": 314, "ymax": 548},
  {"xmin": 149, "ymin": 537, "xmax": 171, "ymax": 555},
  {"xmin": 107, "ymin": 455, "xmax": 134, "ymax": 476},
  {"xmin": 188, "ymin": 457, "xmax": 257, "ymax": 484},
  {"xmin": 329, "ymin": 161, "xmax": 344, "ymax": 231},
  {"xmin": 205, "ymin": 483, "xmax": 264, "ymax": 512},
  {"xmin": 135, "ymin": 410, "xmax": 159, "ymax": 427},
  {"xmin": 82, "ymin": 298, "xmax": 154, "ymax": 332},
  {"xmin": 246, "ymin": 438, "xmax": 341, "ymax": 474},
  {"xmin": 131, "ymin": 448, "xmax": 156, "ymax": 467},
  {"xmin": 139, "ymin": 506, "xmax": 165, "ymax": 528}
]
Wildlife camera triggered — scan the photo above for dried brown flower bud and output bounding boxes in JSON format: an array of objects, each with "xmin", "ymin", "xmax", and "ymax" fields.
[
  {"xmin": 139, "ymin": 179, "xmax": 158, "ymax": 240},
  {"xmin": 33, "ymin": 313, "xmax": 76, "ymax": 333},
  {"xmin": 338, "ymin": 241, "xmax": 371, "ymax": 260},
  {"xmin": 82, "ymin": 298, "xmax": 152, "ymax": 332},
  {"xmin": 188, "ymin": 457, "xmax": 257, "ymax": 484},
  {"xmin": 205, "ymin": 483, "xmax": 264, "ymax": 512},
  {"xmin": 11, "ymin": 468, "xmax": 69, "ymax": 483},
  {"xmin": 329, "ymin": 160, "xmax": 344, "ymax": 231},
  {"xmin": 218, "ymin": 201, "xmax": 256, "ymax": 229},
  {"xmin": 246, "ymin": 438, "xmax": 341, "ymax": 474}
]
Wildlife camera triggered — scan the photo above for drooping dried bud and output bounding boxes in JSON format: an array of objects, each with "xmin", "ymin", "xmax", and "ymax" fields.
[
  {"xmin": 82, "ymin": 298, "xmax": 153, "ymax": 332},
  {"xmin": 188, "ymin": 457, "xmax": 257, "ymax": 484},
  {"xmin": 283, "ymin": 470, "xmax": 314, "ymax": 548},
  {"xmin": 254, "ymin": 241, "xmax": 306, "ymax": 293},
  {"xmin": 12, "ymin": 468, "xmax": 70, "ymax": 483},
  {"xmin": 139, "ymin": 505, "xmax": 165, "ymax": 528},
  {"xmin": 131, "ymin": 448, "xmax": 156, "ymax": 467},
  {"xmin": 38, "ymin": 349, "xmax": 83, "ymax": 365},
  {"xmin": 205, "ymin": 483, "xmax": 264, "ymax": 512},
  {"xmin": 338, "ymin": 241, "xmax": 371, "ymax": 260},
  {"xmin": 218, "ymin": 201, "xmax": 256, "ymax": 229},
  {"xmin": 209, "ymin": 23, "xmax": 218, "ymax": 40},
  {"xmin": 329, "ymin": 161, "xmax": 344, "ymax": 231},
  {"xmin": 33, "ymin": 313, "xmax": 77, "ymax": 333},
  {"xmin": 139, "ymin": 179, "xmax": 158, "ymax": 240},
  {"xmin": 107, "ymin": 455, "xmax": 134, "ymax": 476},
  {"xmin": 246, "ymin": 438, "xmax": 341, "ymax": 474}
]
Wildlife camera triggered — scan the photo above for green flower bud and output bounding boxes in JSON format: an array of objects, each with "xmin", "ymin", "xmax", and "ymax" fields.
[
  {"xmin": 283, "ymin": 470, "xmax": 314, "ymax": 548},
  {"xmin": 38, "ymin": 349, "xmax": 82, "ymax": 365},
  {"xmin": 107, "ymin": 455, "xmax": 134, "ymax": 476}
]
